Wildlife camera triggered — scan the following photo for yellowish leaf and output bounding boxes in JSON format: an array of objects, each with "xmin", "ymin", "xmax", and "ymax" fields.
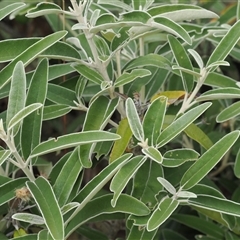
[{"xmin": 151, "ymin": 91, "xmax": 186, "ymax": 105}]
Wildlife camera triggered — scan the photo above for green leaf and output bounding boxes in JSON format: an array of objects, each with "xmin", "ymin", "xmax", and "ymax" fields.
[
  {"xmin": 234, "ymin": 148, "xmax": 240, "ymax": 179},
  {"xmin": 73, "ymin": 153, "xmax": 132, "ymax": 204},
  {"xmin": 37, "ymin": 230, "xmax": 53, "ymax": 240},
  {"xmin": 217, "ymin": 101, "xmax": 240, "ymax": 123},
  {"xmin": 120, "ymin": 10, "xmax": 151, "ymax": 23},
  {"xmin": 162, "ymin": 149, "xmax": 199, "ymax": 167},
  {"xmin": 43, "ymin": 104, "xmax": 71, "ymax": 121},
  {"xmin": 152, "ymin": 17, "xmax": 192, "ymax": 45},
  {"xmin": 12, "ymin": 213, "xmax": 44, "ymax": 225},
  {"xmin": 126, "ymin": 98, "xmax": 144, "ymax": 142},
  {"xmin": 0, "ymin": 150, "xmax": 11, "ymax": 166},
  {"xmin": 172, "ymin": 214, "xmax": 225, "ymax": 239},
  {"xmin": 109, "ymin": 118, "xmax": 132, "ymax": 163},
  {"xmin": 184, "ymin": 123, "xmax": 213, "ymax": 150},
  {"xmin": 79, "ymin": 96, "xmax": 119, "ymax": 167},
  {"xmin": 26, "ymin": 2, "xmax": 62, "ymax": 18},
  {"xmin": 143, "ymin": 96, "xmax": 167, "ymax": 146},
  {"xmin": 162, "ymin": 229, "xmax": 188, "ymax": 240},
  {"xmin": 0, "ymin": 31, "xmax": 67, "ymax": 89},
  {"xmin": 73, "ymin": 64, "xmax": 105, "ymax": 85},
  {"xmin": 204, "ymin": 72, "xmax": 237, "ymax": 88},
  {"xmin": 26, "ymin": 177, "xmax": 64, "ymax": 240},
  {"xmin": 8, "ymin": 103, "xmax": 42, "ymax": 131},
  {"xmin": 207, "ymin": 20, "xmax": 240, "ymax": 69},
  {"xmin": 189, "ymin": 195, "xmax": 240, "ymax": 217},
  {"xmin": 0, "ymin": 3, "xmax": 25, "ymax": 21},
  {"xmin": 115, "ymin": 69, "xmax": 151, "ymax": 87},
  {"xmin": 157, "ymin": 102, "xmax": 211, "ymax": 147},
  {"xmin": 110, "ymin": 156, "xmax": 146, "ymax": 207},
  {"xmin": 0, "ymin": 178, "xmax": 27, "ymax": 206},
  {"xmin": 21, "ymin": 58, "xmax": 48, "ymax": 159},
  {"xmin": 47, "ymin": 83, "xmax": 77, "ymax": 107},
  {"xmin": 147, "ymin": 197, "xmax": 179, "ymax": 231},
  {"xmin": 66, "ymin": 194, "xmax": 150, "ymax": 238},
  {"xmin": 142, "ymin": 147, "xmax": 163, "ymax": 163},
  {"xmin": 6, "ymin": 61, "xmax": 26, "ymax": 135},
  {"xmin": 98, "ymin": 0, "xmax": 132, "ymax": 11},
  {"xmin": 181, "ymin": 131, "xmax": 240, "ymax": 190},
  {"xmin": 53, "ymin": 148, "xmax": 82, "ymax": 207},
  {"xmin": 196, "ymin": 88, "xmax": 240, "ymax": 102},
  {"xmin": 29, "ymin": 131, "xmax": 120, "ymax": 158},
  {"xmin": 188, "ymin": 49, "xmax": 204, "ymax": 69},
  {"xmin": 168, "ymin": 35, "xmax": 194, "ymax": 92},
  {"xmin": 124, "ymin": 53, "xmax": 171, "ymax": 71}
]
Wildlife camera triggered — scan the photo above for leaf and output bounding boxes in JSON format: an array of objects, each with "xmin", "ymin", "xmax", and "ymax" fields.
[
  {"xmin": 188, "ymin": 49, "xmax": 204, "ymax": 69},
  {"xmin": 189, "ymin": 195, "xmax": 240, "ymax": 217},
  {"xmin": 13, "ymin": 228, "xmax": 27, "ymax": 238},
  {"xmin": 152, "ymin": 17, "xmax": 192, "ymax": 45},
  {"xmin": 53, "ymin": 148, "xmax": 82, "ymax": 207},
  {"xmin": 184, "ymin": 123, "xmax": 213, "ymax": 150},
  {"xmin": 157, "ymin": 177, "xmax": 176, "ymax": 195},
  {"xmin": 110, "ymin": 156, "xmax": 146, "ymax": 207},
  {"xmin": 73, "ymin": 64, "xmax": 105, "ymax": 85},
  {"xmin": 150, "ymin": 91, "xmax": 186, "ymax": 105},
  {"xmin": 109, "ymin": 118, "xmax": 132, "ymax": 163},
  {"xmin": 98, "ymin": 0, "xmax": 132, "ymax": 11},
  {"xmin": 157, "ymin": 102, "xmax": 211, "ymax": 147},
  {"xmin": 66, "ymin": 194, "xmax": 150, "ymax": 238},
  {"xmin": 0, "ymin": 178, "xmax": 27, "ymax": 206},
  {"xmin": 126, "ymin": 98, "xmax": 144, "ymax": 142},
  {"xmin": 0, "ymin": 31, "xmax": 67, "ymax": 89},
  {"xmin": 181, "ymin": 131, "xmax": 240, "ymax": 190},
  {"xmin": 207, "ymin": 20, "xmax": 240, "ymax": 70},
  {"xmin": 234, "ymin": 148, "xmax": 240, "ymax": 179},
  {"xmin": 29, "ymin": 131, "xmax": 120, "ymax": 158},
  {"xmin": 168, "ymin": 35, "xmax": 194, "ymax": 92},
  {"xmin": 172, "ymin": 214, "xmax": 225, "ymax": 239},
  {"xmin": 43, "ymin": 105, "xmax": 71, "ymax": 121},
  {"xmin": 217, "ymin": 101, "xmax": 240, "ymax": 123},
  {"xmin": 26, "ymin": 177, "xmax": 64, "ymax": 240},
  {"xmin": 115, "ymin": 69, "xmax": 151, "ymax": 87},
  {"xmin": 162, "ymin": 149, "xmax": 199, "ymax": 167},
  {"xmin": 124, "ymin": 53, "xmax": 171, "ymax": 71},
  {"xmin": 0, "ymin": 3, "xmax": 25, "ymax": 21},
  {"xmin": 6, "ymin": 61, "xmax": 26, "ymax": 135},
  {"xmin": 47, "ymin": 83, "xmax": 77, "ymax": 106},
  {"xmin": 0, "ymin": 150, "xmax": 11, "ymax": 166},
  {"xmin": 143, "ymin": 96, "xmax": 167, "ymax": 146},
  {"xmin": 8, "ymin": 103, "xmax": 42, "ymax": 131},
  {"xmin": 21, "ymin": 58, "xmax": 48, "ymax": 159},
  {"xmin": 26, "ymin": 2, "xmax": 62, "ymax": 18},
  {"xmin": 12, "ymin": 213, "xmax": 45, "ymax": 225},
  {"xmin": 147, "ymin": 197, "xmax": 179, "ymax": 231},
  {"xmin": 142, "ymin": 147, "xmax": 163, "ymax": 163},
  {"xmin": 204, "ymin": 72, "xmax": 237, "ymax": 88}
]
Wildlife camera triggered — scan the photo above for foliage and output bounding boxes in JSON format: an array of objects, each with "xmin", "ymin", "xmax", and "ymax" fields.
[{"xmin": 1, "ymin": 0, "xmax": 240, "ymax": 239}]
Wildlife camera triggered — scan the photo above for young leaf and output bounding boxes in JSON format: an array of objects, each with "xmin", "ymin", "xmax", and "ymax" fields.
[
  {"xmin": 12, "ymin": 213, "xmax": 44, "ymax": 225},
  {"xmin": 181, "ymin": 131, "xmax": 240, "ymax": 190},
  {"xmin": 188, "ymin": 49, "xmax": 204, "ymax": 69},
  {"xmin": 29, "ymin": 131, "xmax": 120, "ymax": 158},
  {"xmin": 168, "ymin": 35, "xmax": 194, "ymax": 92},
  {"xmin": 143, "ymin": 96, "xmax": 167, "ymax": 146},
  {"xmin": 147, "ymin": 197, "xmax": 179, "ymax": 231},
  {"xmin": 0, "ymin": 31, "xmax": 67, "ymax": 89},
  {"xmin": 110, "ymin": 156, "xmax": 146, "ymax": 207},
  {"xmin": 206, "ymin": 20, "xmax": 240, "ymax": 69},
  {"xmin": 157, "ymin": 102, "xmax": 211, "ymax": 147},
  {"xmin": 109, "ymin": 118, "xmax": 132, "ymax": 163},
  {"xmin": 21, "ymin": 58, "xmax": 48, "ymax": 159},
  {"xmin": 53, "ymin": 148, "xmax": 82, "ymax": 207},
  {"xmin": 0, "ymin": 150, "xmax": 11, "ymax": 166},
  {"xmin": 6, "ymin": 61, "xmax": 26, "ymax": 135},
  {"xmin": 157, "ymin": 177, "xmax": 176, "ymax": 195},
  {"xmin": 216, "ymin": 101, "xmax": 240, "ymax": 123},
  {"xmin": 26, "ymin": 177, "xmax": 64, "ymax": 240},
  {"xmin": 142, "ymin": 147, "xmax": 163, "ymax": 163},
  {"xmin": 126, "ymin": 98, "xmax": 144, "ymax": 142}
]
